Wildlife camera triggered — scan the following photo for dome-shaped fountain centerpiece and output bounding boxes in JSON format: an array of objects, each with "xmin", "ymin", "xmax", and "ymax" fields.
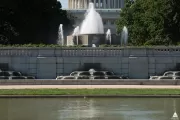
[
  {"xmin": 80, "ymin": 3, "xmax": 104, "ymax": 34},
  {"xmin": 66, "ymin": 2, "xmax": 123, "ymax": 47}
]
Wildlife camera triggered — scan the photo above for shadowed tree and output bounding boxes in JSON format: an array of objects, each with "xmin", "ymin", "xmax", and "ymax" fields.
[{"xmin": 0, "ymin": 0, "xmax": 73, "ymax": 44}]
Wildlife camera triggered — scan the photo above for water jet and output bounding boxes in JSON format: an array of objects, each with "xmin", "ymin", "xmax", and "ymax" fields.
[
  {"xmin": 121, "ymin": 26, "xmax": 128, "ymax": 46},
  {"xmin": 57, "ymin": 24, "xmax": 64, "ymax": 45},
  {"xmin": 106, "ymin": 29, "xmax": 111, "ymax": 45}
]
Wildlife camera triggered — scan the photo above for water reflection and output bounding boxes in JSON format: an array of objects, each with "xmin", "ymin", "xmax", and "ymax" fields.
[
  {"xmin": 0, "ymin": 98, "xmax": 179, "ymax": 120},
  {"xmin": 58, "ymin": 99, "xmax": 100, "ymax": 119}
]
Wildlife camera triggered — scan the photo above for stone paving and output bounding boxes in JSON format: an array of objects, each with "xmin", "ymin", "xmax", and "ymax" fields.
[{"xmin": 0, "ymin": 85, "xmax": 180, "ymax": 89}]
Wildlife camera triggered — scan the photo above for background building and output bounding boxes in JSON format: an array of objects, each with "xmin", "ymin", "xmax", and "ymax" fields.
[{"xmin": 66, "ymin": 0, "xmax": 124, "ymax": 34}]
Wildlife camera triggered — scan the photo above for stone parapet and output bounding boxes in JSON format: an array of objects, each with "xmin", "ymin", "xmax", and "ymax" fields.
[{"xmin": 0, "ymin": 47, "xmax": 180, "ymax": 57}]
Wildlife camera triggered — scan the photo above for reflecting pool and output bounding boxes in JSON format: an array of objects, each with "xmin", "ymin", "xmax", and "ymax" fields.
[{"xmin": 0, "ymin": 98, "xmax": 179, "ymax": 120}]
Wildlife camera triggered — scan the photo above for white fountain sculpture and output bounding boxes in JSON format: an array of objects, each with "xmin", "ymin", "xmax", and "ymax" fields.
[
  {"xmin": 57, "ymin": 24, "xmax": 64, "ymax": 45},
  {"xmin": 72, "ymin": 26, "xmax": 80, "ymax": 45},
  {"xmin": 80, "ymin": 2, "xmax": 104, "ymax": 34},
  {"xmin": 106, "ymin": 29, "xmax": 111, "ymax": 45},
  {"xmin": 121, "ymin": 26, "xmax": 128, "ymax": 46}
]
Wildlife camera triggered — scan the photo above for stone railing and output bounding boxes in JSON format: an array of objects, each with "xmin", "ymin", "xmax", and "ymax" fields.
[{"xmin": 0, "ymin": 47, "xmax": 180, "ymax": 57}]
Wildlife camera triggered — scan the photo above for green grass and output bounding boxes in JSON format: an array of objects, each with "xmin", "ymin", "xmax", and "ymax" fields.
[{"xmin": 0, "ymin": 89, "xmax": 180, "ymax": 95}]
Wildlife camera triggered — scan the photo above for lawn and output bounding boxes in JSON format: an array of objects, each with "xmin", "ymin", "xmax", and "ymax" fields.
[{"xmin": 0, "ymin": 89, "xmax": 179, "ymax": 95}]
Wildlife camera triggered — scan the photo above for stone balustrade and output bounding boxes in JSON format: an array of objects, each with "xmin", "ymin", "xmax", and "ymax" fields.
[{"xmin": 0, "ymin": 47, "xmax": 180, "ymax": 57}]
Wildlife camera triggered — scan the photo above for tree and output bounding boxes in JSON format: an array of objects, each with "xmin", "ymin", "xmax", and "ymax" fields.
[
  {"xmin": 0, "ymin": 0, "xmax": 73, "ymax": 44},
  {"xmin": 116, "ymin": 0, "xmax": 180, "ymax": 45},
  {"xmin": 0, "ymin": 6, "xmax": 20, "ymax": 44},
  {"xmin": 164, "ymin": 0, "xmax": 180, "ymax": 44}
]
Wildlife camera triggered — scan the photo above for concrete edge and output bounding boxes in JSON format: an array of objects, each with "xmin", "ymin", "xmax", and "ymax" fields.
[
  {"xmin": 0, "ymin": 79, "xmax": 179, "ymax": 85},
  {"xmin": 0, "ymin": 95, "xmax": 180, "ymax": 98}
]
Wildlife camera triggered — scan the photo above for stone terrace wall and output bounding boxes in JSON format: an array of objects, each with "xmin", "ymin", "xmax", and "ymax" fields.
[
  {"xmin": 0, "ymin": 79, "xmax": 179, "ymax": 85},
  {"xmin": 0, "ymin": 47, "xmax": 180, "ymax": 79}
]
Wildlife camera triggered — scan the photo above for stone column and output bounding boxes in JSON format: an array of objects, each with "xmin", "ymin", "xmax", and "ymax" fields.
[
  {"xmin": 74, "ymin": 0, "xmax": 76, "ymax": 8},
  {"xmin": 87, "ymin": 0, "xmax": 89, "ymax": 8},
  {"xmin": 78, "ymin": 0, "xmax": 80, "ymax": 8},
  {"xmin": 79, "ymin": 0, "xmax": 81, "ymax": 8},
  {"xmin": 80, "ymin": 0, "xmax": 84, "ymax": 9},
  {"xmin": 94, "ymin": 0, "xmax": 96, "ymax": 8},
  {"xmin": 70, "ymin": 0, "xmax": 71, "ymax": 9},
  {"xmin": 110, "ymin": 0, "xmax": 112, "ymax": 8},
  {"xmin": 122, "ymin": 0, "xmax": 124, "ymax": 8},
  {"xmin": 114, "ymin": 0, "xmax": 116, "ymax": 8},
  {"xmin": 103, "ymin": 0, "xmax": 105, "ymax": 8},
  {"xmin": 121, "ymin": 0, "xmax": 123, "ymax": 8},
  {"xmin": 111, "ymin": 0, "xmax": 112, "ymax": 8},
  {"xmin": 78, "ymin": 0, "xmax": 80, "ymax": 9},
  {"xmin": 107, "ymin": 0, "xmax": 109, "ymax": 8},
  {"xmin": 117, "ymin": 0, "xmax": 119, "ymax": 8},
  {"xmin": 82, "ymin": 0, "xmax": 85, "ymax": 9},
  {"xmin": 98, "ymin": 0, "xmax": 100, "ymax": 8},
  {"xmin": 72, "ymin": 0, "xmax": 74, "ymax": 9},
  {"xmin": 86, "ymin": 0, "xmax": 88, "ymax": 8},
  {"xmin": 83, "ymin": 0, "xmax": 86, "ymax": 9},
  {"xmin": 108, "ymin": 0, "xmax": 110, "ymax": 8},
  {"xmin": 102, "ymin": 0, "xmax": 104, "ymax": 8},
  {"xmin": 71, "ymin": 0, "xmax": 73, "ymax": 9}
]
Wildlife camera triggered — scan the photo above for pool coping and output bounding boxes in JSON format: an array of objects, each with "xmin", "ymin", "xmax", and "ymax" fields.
[{"xmin": 1, "ymin": 95, "xmax": 180, "ymax": 98}]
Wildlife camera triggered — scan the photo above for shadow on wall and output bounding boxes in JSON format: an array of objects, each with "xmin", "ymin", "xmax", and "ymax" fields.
[
  {"xmin": 176, "ymin": 63, "xmax": 180, "ymax": 71},
  {"xmin": 156, "ymin": 63, "xmax": 180, "ymax": 76},
  {"xmin": 70, "ymin": 63, "xmax": 117, "ymax": 74},
  {"xmin": 0, "ymin": 63, "xmax": 9, "ymax": 71},
  {"xmin": 71, "ymin": 63, "xmax": 110, "ymax": 71}
]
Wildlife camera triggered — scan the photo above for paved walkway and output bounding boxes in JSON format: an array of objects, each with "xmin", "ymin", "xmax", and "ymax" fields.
[{"xmin": 0, "ymin": 85, "xmax": 180, "ymax": 89}]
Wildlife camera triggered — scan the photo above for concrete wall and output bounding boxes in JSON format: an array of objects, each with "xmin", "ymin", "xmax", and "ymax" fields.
[
  {"xmin": 0, "ymin": 47, "xmax": 180, "ymax": 79},
  {"xmin": 0, "ymin": 79, "xmax": 179, "ymax": 85}
]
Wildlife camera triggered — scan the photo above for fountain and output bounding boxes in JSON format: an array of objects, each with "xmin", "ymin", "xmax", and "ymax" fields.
[
  {"xmin": 171, "ymin": 100, "xmax": 179, "ymax": 120},
  {"xmin": 80, "ymin": 2, "xmax": 104, "ymax": 34},
  {"xmin": 57, "ymin": 24, "xmax": 64, "ymax": 45},
  {"xmin": 172, "ymin": 112, "xmax": 179, "ymax": 120},
  {"xmin": 106, "ymin": 29, "xmax": 111, "ymax": 45},
  {"xmin": 121, "ymin": 26, "xmax": 128, "ymax": 46},
  {"xmin": 72, "ymin": 26, "xmax": 80, "ymax": 45},
  {"xmin": 66, "ymin": 2, "xmax": 121, "ymax": 47},
  {"xmin": 72, "ymin": 26, "xmax": 80, "ymax": 36}
]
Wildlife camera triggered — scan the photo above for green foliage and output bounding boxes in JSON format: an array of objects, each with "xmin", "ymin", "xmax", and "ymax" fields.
[
  {"xmin": 116, "ymin": 0, "xmax": 180, "ymax": 45},
  {"xmin": 0, "ymin": 0, "xmax": 73, "ymax": 44},
  {"xmin": 99, "ymin": 44, "xmax": 121, "ymax": 47},
  {"xmin": 0, "ymin": 89, "xmax": 180, "ymax": 95}
]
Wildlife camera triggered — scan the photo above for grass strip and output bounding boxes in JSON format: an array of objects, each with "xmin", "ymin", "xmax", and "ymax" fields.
[{"xmin": 0, "ymin": 89, "xmax": 179, "ymax": 95}]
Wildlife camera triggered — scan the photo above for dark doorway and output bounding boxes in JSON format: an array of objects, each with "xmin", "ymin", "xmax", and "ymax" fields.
[
  {"xmin": 176, "ymin": 63, "xmax": 180, "ymax": 70},
  {"xmin": 0, "ymin": 63, "xmax": 9, "ymax": 71},
  {"xmin": 83, "ymin": 63, "xmax": 101, "ymax": 71}
]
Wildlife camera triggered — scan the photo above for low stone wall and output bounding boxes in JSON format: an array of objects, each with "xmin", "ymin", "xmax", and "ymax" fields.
[
  {"xmin": 0, "ymin": 79, "xmax": 179, "ymax": 85},
  {"xmin": 1, "ymin": 47, "xmax": 180, "ymax": 79}
]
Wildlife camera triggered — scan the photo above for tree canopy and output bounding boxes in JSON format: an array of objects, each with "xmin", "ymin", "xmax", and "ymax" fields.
[
  {"xmin": 116, "ymin": 0, "xmax": 180, "ymax": 45},
  {"xmin": 0, "ymin": 0, "xmax": 73, "ymax": 44}
]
